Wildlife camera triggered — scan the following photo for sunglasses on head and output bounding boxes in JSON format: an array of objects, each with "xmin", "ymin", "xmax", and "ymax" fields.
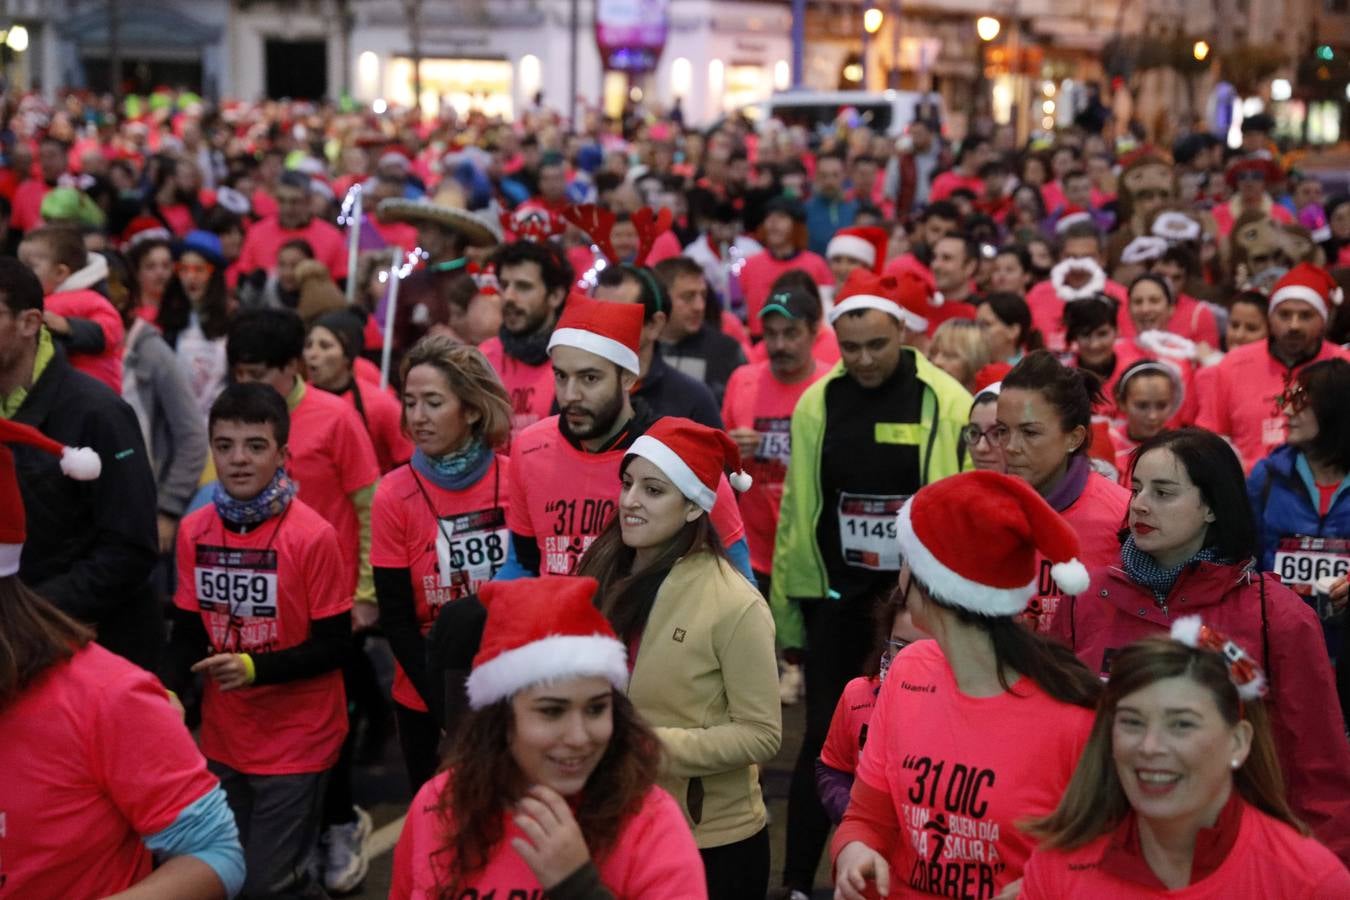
[{"xmin": 1276, "ymin": 383, "xmax": 1310, "ymax": 413}]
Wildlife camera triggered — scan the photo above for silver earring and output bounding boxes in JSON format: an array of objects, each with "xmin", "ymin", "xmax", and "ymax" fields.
[{"xmin": 1230, "ymin": 758, "xmax": 1241, "ymax": 769}]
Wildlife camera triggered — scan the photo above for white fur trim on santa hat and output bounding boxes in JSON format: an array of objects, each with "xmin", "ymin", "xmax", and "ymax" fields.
[
  {"xmin": 1050, "ymin": 559, "xmax": 1091, "ymax": 596},
  {"xmin": 729, "ymin": 470, "xmax": 753, "ymax": 492},
  {"xmin": 60, "ymin": 446, "xmax": 101, "ymax": 481},
  {"xmin": 1152, "ymin": 212, "xmax": 1202, "ymax": 243},
  {"xmin": 829, "ymin": 295, "xmax": 928, "ymax": 334},
  {"xmin": 826, "ymin": 234, "xmax": 877, "ymax": 267},
  {"xmin": 548, "ymin": 327, "xmax": 641, "ymax": 374},
  {"xmin": 895, "ymin": 501, "xmax": 1037, "ymax": 617},
  {"xmin": 628, "ymin": 435, "xmax": 718, "ymax": 512},
  {"xmin": 1170, "ymin": 615, "xmax": 1205, "ymax": 648},
  {"xmin": 1270, "ymin": 284, "xmax": 1329, "ymax": 320},
  {"xmin": 0, "ymin": 542, "xmax": 19, "ymax": 577},
  {"xmin": 1120, "ymin": 235, "xmax": 1168, "ymax": 265},
  {"xmin": 466, "ymin": 634, "xmax": 629, "ymax": 709},
  {"xmin": 1050, "ymin": 258, "xmax": 1107, "ymax": 302},
  {"xmin": 1054, "ymin": 211, "xmax": 1094, "ymax": 235}
]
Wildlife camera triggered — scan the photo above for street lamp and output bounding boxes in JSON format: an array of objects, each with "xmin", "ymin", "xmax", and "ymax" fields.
[
  {"xmin": 6, "ymin": 25, "xmax": 28, "ymax": 53},
  {"xmin": 976, "ymin": 16, "xmax": 1001, "ymax": 42},
  {"xmin": 860, "ymin": 7, "xmax": 884, "ymax": 90},
  {"xmin": 1193, "ymin": 40, "xmax": 1210, "ymax": 62}
]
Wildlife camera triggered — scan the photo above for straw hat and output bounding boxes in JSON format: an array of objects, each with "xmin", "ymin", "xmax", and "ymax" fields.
[{"xmin": 377, "ymin": 183, "xmax": 501, "ymax": 248}]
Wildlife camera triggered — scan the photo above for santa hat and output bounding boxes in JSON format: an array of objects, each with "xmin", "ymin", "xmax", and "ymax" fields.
[
  {"xmin": 826, "ymin": 226, "xmax": 888, "ymax": 274},
  {"xmin": 547, "ymin": 294, "xmax": 643, "ymax": 374},
  {"xmin": 829, "ymin": 269, "xmax": 927, "ymax": 333},
  {"xmin": 466, "ymin": 576, "xmax": 628, "ymax": 709},
  {"xmin": 1053, "ymin": 207, "xmax": 1094, "ymax": 235},
  {"xmin": 627, "ymin": 417, "xmax": 751, "ymax": 512},
  {"xmin": 973, "ymin": 362, "xmax": 1012, "ymax": 395},
  {"xmin": 896, "ymin": 470, "xmax": 1090, "ymax": 617},
  {"xmin": 0, "ymin": 420, "xmax": 102, "ymax": 576},
  {"xmin": 1269, "ymin": 262, "xmax": 1343, "ymax": 321},
  {"xmin": 120, "ymin": 215, "xmax": 171, "ymax": 251},
  {"xmin": 893, "ymin": 270, "xmax": 937, "ymax": 331}
]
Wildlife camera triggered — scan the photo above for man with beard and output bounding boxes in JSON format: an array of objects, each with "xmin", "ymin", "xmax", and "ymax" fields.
[
  {"xmin": 479, "ymin": 240, "xmax": 572, "ymax": 442},
  {"xmin": 497, "ymin": 296, "xmax": 750, "ymax": 579},
  {"xmin": 1198, "ymin": 263, "xmax": 1350, "ymax": 470},
  {"xmin": 769, "ymin": 267, "xmax": 971, "ymax": 900}
]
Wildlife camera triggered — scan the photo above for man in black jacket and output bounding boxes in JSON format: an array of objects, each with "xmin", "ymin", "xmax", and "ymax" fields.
[{"xmin": 0, "ymin": 257, "xmax": 160, "ymax": 670}]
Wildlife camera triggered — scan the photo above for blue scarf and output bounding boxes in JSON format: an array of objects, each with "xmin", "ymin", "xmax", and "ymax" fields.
[
  {"xmin": 1120, "ymin": 533, "xmax": 1222, "ymax": 605},
  {"xmin": 213, "ymin": 468, "xmax": 298, "ymax": 526},
  {"xmin": 411, "ymin": 438, "xmax": 492, "ymax": 491}
]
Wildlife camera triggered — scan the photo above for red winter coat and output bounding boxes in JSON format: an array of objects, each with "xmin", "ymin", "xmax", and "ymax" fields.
[{"xmin": 1050, "ymin": 560, "xmax": 1350, "ymax": 865}]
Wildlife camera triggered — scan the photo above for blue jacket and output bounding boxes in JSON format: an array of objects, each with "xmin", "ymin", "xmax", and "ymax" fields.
[
  {"xmin": 803, "ymin": 195, "xmax": 860, "ymax": 256},
  {"xmin": 1248, "ymin": 444, "xmax": 1350, "ymax": 573}
]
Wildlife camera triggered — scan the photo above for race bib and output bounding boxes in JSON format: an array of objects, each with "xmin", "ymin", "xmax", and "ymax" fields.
[
  {"xmin": 1261, "ymin": 415, "xmax": 1287, "ymax": 451},
  {"xmin": 838, "ymin": 493, "xmax": 908, "ymax": 571},
  {"xmin": 194, "ymin": 545, "xmax": 279, "ymax": 652},
  {"xmin": 1274, "ymin": 536, "xmax": 1350, "ymax": 598},
  {"xmin": 753, "ymin": 416, "xmax": 791, "ymax": 465},
  {"xmin": 434, "ymin": 507, "xmax": 508, "ymax": 604}
]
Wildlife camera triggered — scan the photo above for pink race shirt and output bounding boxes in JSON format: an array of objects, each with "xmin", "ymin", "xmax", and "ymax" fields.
[
  {"xmin": 1022, "ymin": 802, "xmax": 1350, "ymax": 899},
  {"xmin": 820, "ymin": 674, "xmax": 881, "ymax": 774},
  {"xmin": 1196, "ymin": 340, "xmax": 1350, "ymax": 471},
  {"xmin": 479, "ymin": 336, "xmax": 557, "ymax": 445},
  {"xmin": 47, "ymin": 287, "xmax": 124, "ymax": 392},
  {"xmin": 855, "ymin": 640, "xmax": 1094, "ymax": 898},
  {"xmin": 721, "ymin": 359, "xmax": 831, "ymax": 572},
  {"xmin": 174, "ymin": 499, "xmax": 352, "ymax": 774},
  {"xmin": 371, "ymin": 458, "xmax": 511, "ymax": 710},
  {"xmin": 747, "ymin": 326, "xmax": 841, "ymax": 367},
  {"xmin": 335, "ymin": 381, "xmax": 412, "ymax": 474},
  {"xmin": 237, "ymin": 215, "xmax": 349, "ymax": 279},
  {"xmin": 0, "ymin": 644, "xmax": 219, "ymax": 899},
  {"xmin": 289, "ymin": 383, "xmax": 382, "ymax": 598},
  {"xmin": 391, "ymin": 773, "xmax": 706, "ymax": 899},
  {"xmin": 1028, "ymin": 472, "xmax": 1129, "ymax": 634},
  {"xmin": 738, "ymin": 250, "xmax": 834, "ymax": 337},
  {"xmin": 507, "ymin": 416, "xmax": 745, "ymax": 575}
]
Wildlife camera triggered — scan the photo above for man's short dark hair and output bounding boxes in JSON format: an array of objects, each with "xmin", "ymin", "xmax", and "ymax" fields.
[
  {"xmin": 0, "ymin": 256, "xmax": 44, "ymax": 314},
  {"xmin": 936, "ymin": 233, "xmax": 980, "ymax": 264},
  {"xmin": 491, "ymin": 240, "xmax": 574, "ymax": 297},
  {"xmin": 1063, "ymin": 168, "xmax": 1091, "ymax": 186},
  {"xmin": 652, "ymin": 256, "xmax": 705, "ymax": 290},
  {"xmin": 210, "ymin": 382, "xmax": 291, "ymax": 446},
  {"xmin": 278, "ymin": 171, "xmax": 311, "ymax": 193},
  {"xmin": 596, "ymin": 264, "xmax": 665, "ymax": 323},
  {"xmin": 594, "ymin": 171, "xmax": 624, "ymax": 196},
  {"xmin": 921, "ymin": 200, "xmax": 961, "ymax": 224},
  {"xmin": 816, "ymin": 151, "xmax": 846, "ymax": 168},
  {"xmin": 227, "ymin": 308, "xmax": 306, "ymax": 369},
  {"xmin": 1058, "ymin": 221, "xmax": 1102, "ymax": 250}
]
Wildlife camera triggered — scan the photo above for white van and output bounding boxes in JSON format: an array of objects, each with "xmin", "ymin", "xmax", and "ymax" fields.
[{"xmin": 739, "ymin": 90, "xmax": 943, "ymax": 138}]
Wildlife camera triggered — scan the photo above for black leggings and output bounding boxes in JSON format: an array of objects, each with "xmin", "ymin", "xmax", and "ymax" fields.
[
  {"xmin": 701, "ymin": 827, "xmax": 770, "ymax": 900},
  {"xmin": 783, "ymin": 594, "xmax": 877, "ymax": 892},
  {"xmin": 395, "ymin": 702, "xmax": 443, "ymax": 793}
]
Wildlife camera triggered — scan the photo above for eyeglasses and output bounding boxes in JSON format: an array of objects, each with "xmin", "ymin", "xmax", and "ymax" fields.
[
  {"xmin": 175, "ymin": 261, "xmax": 215, "ymax": 276},
  {"xmin": 884, "ymin": 638, "xmax": 912, "ymax": 654},
  {"xmin": 962, "ymin": 424, "xmax": 1004, "ymax": 447}
]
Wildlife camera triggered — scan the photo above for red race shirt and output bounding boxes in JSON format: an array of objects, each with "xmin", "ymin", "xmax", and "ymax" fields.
[
  {"xmin": 479, "ymin": 336, "xmax": 557, "ymax": 445},
  {"xmin": 288, "ymin": 383, "xmax": 381, "ymax": 598},
  {"xmin": 1023, "ymin": 801, "xmax": 1350, "ymax": 899},
  {"xmin": 371, "ymin": 458, "xmax": 511, "ymax": 710},
  {"xmin": 820, "ymin": 674, "xmax": 880, "ymax": 774},
  {"xmin": 849, "ymin": 640, "xmax": 1094, "ymax": 897},
  {"xmin": 738, "ymin": 250, "xmax": 834, "ymax": 337},
  {"xmin": 507, "ymin": 415, "xmax": 745, "ymax": 575},
  {"xmin": 392, "ymin": 772, "xmax": 705, "ymax": 899},
  {"xmin": 721, "ymin": 359, "xmax": 831, "ymax": 573},
  {"xmin": 1029, "ymin": 472, "xmax": 1130, "ymax": 634},
  {"xmin": 47, "ymin": 287, "xmax": 125, "ymax": 392},
  {"xmin": 1197, "ymin": 340, "xmax": 1350, "ymax": 472},
  {"xmin": 0, "ymin": 644, "xmax": 219, "ymax": 899},
  {"xmin": 237, "ymin": 215, "xmax": 349, "ymax": 279},
  {"xmin": 174, "ymin": 499, "xmax": 351, "ymax": 774}
]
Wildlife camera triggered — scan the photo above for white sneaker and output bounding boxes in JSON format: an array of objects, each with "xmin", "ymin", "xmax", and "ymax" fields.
[
  {"xmin": 322, "ymin": 806, "xmax": 372, "ymax": 894},
  {"xmin": 779, "ymin": 662, "xmax": 804, "ymax": 705}
]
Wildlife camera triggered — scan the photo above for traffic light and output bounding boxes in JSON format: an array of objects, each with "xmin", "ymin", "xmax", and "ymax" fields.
[{"xmin": 1317, "ymin": 44, "xmax": 1334, "ymax": 61}]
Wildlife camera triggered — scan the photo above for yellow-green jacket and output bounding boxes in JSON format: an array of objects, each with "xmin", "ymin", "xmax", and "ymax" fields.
[{"xmin": 769, "ymin": 350, "xmax": 972, "ymax": 648}]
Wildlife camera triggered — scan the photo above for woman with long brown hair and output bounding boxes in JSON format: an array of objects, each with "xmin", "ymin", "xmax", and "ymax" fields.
[
  {"xmin": 1023, "ymin": 622, "xmax": 1350, "ymax": 895},
  {"xmin": 575, "ymin": 416, "xmax": 781, "ymax": 900},
  {"xmin": 390, "ymin": 575, "xmax": 704, "ymax": 898},
  {"xmin": 832, "ymin": 470, "xmax": 1101, "ymax": 900},
  {"xmin": 0, "ymin": 420, "xmax": 242, "ymax": 899}
]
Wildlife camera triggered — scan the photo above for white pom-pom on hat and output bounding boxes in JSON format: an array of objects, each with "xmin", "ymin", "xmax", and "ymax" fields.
[
  {"xmin": 1050, "ymin": 559, "xmax": 1090, "ymax": 596},
  {"xmin": 1170, "ymin": 615, "xmax": 1205, "ymax": 648},
  {"xmin": 60, "ymin": 446, "xmax": 102, "ymax": 481},
  {"xmin": 729, "ymin": 470, "xmax": 753, "ymax": 492}
]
